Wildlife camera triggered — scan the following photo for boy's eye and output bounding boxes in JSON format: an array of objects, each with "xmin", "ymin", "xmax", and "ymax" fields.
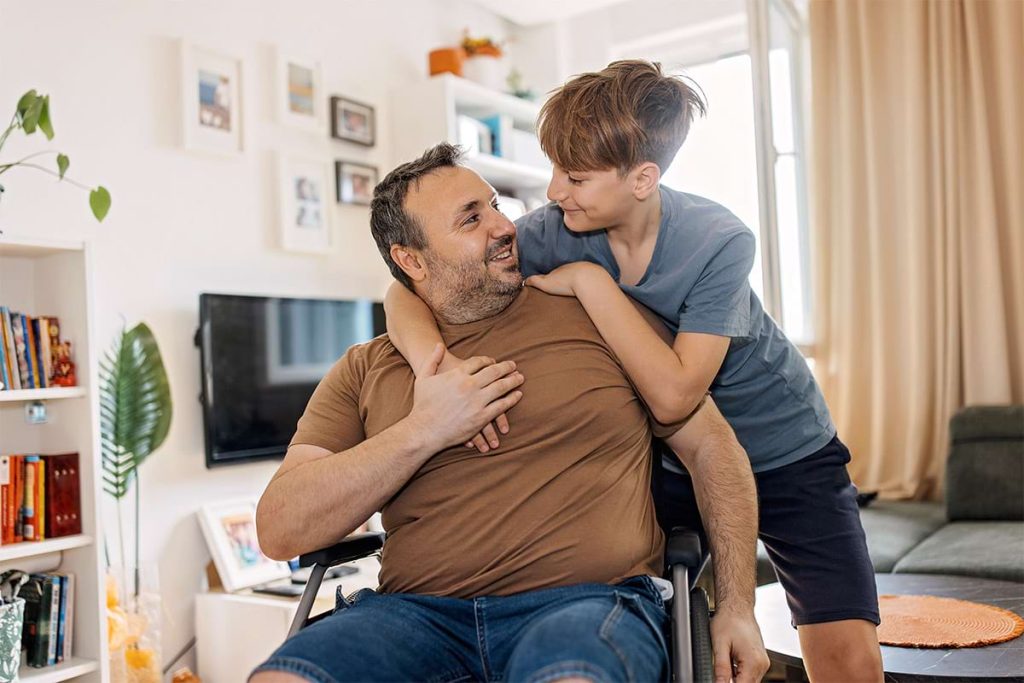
[{"xmin": 567, "ymin": 175, "xmax": 583, "ymax": 185}]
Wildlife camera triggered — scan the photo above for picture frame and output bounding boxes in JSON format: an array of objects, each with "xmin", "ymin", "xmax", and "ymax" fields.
[
  {"xmin": 335, "ymin": 161, "xmax": 378, "ymax": 206},
  {"xmin": 276, "ymin": 49, "xmax": 323, "ymax": 131},
  {"xmin": 330, "ymin": 95, "xmax": 376, "ymax": 146},
  {"xmin": 279, "ymin": 154, "xmax": 333, "ymax": 253},
  {"xmin": 181, "ymin": 41, "xmax": 243, "ymax": 154},
  {"xmin": 197, "ymin": 499, "xmax": 291, "ymax": 592}
]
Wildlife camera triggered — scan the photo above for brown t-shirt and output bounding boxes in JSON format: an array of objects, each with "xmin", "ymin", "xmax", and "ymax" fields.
[{"xmin": 290, "ymin": 287, "xmax": 685, "ymax": 598}]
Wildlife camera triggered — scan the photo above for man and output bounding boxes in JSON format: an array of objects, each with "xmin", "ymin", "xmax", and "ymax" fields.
[{"xmin": 250, "ymin": 144, "xmax": 769, "ymax": 683}]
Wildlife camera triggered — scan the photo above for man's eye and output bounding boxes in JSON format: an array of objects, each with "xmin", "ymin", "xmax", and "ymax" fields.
[{"xmin": 464, "ymin": 214, "xmax": 480, "ymax": 225}]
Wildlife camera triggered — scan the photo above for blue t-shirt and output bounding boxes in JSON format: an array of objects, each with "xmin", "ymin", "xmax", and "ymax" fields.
[{"xmin": 515, "ymin": 185, "xmax": 836, "ymax": 473}]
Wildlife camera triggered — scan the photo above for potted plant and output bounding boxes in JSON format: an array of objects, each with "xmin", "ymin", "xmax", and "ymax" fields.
[
  {"xmin": 460, "ymin": 30, "xmax": 507, "ymax": 91},
  {"xmin": 0, "ymin": 90, "xmax": 110, "ymax": 223},
  {"xmin": 99, "ymin": 322, "xmax": 171, "ymax": 683}
]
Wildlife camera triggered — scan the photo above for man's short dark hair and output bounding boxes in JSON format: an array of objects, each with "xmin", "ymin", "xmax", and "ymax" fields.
[{"xmin": 370, "ymin": 143, "xmax": 466, "ymax": 288}]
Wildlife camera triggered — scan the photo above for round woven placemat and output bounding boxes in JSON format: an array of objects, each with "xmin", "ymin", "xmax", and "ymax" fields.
[{"xmin": 878, "ymin": 594, "xmax": 1024, "ymax": 648}]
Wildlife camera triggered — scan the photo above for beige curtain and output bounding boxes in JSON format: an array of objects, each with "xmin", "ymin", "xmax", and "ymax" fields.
[{"xmin": 809, "ymin": 0, "xmax": 1024, "ymax": 499}]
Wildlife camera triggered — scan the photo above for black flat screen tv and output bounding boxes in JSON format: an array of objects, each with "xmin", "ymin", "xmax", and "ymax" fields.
[{"xmin": 198, "ymin": 293, "xmax": 386, "ymax": 467}]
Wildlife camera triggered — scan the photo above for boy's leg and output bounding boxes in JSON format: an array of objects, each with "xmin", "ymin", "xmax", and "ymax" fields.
[
  {"xmin": 502, "ymin": 578, "xmax": 670, "ymax": 683},
  {"xmin": 757, "ymin": 436, "xmax": 883, "ymax": 683},
  {"xmin": 249, "ymin": 589, "xmax": 477, "ymax": 683}
]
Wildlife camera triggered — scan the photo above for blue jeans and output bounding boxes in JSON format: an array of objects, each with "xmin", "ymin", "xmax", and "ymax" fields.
[{"xmin": 252, "ymin": 576, "xmax": 669, "ymax": 683}]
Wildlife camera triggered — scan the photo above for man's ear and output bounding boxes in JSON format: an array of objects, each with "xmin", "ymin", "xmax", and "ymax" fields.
[
  {"xmin": 631, "ymin": 162, "xmax": 662, "ymax": 200},
  {"xmin": 390, "ymin": 244, "xmax": 427, "ymax": 284}
]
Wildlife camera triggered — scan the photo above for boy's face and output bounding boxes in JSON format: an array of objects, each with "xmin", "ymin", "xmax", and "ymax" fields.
[{"xmin": 546, "ymin": 166, "xmax": 639, "ymax": 232}]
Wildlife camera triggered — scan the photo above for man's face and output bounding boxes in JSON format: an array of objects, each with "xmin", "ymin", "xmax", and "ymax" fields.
[
  {"xmin": 546, "ymin": 165, "xmax": 637, "ymax": 232},
  {"xmin": 404, "ymin": 166, "xmax": 523, "ymax": 321}
]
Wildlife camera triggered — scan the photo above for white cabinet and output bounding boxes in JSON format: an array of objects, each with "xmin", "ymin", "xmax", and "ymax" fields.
[
  {"xmin": 391, "ymin": 74, "xmax": 550, "ymax": 201},
  {"xmin": 195, "ymin": 557, "xmax": 379, "ymax": 683},
  {"xmin": 0, "ymin": 234, "xmax": 106, "ymax": 682}
]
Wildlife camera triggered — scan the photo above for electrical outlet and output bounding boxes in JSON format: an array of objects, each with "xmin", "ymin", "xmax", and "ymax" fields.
[{"xmin": 24, "ymin": 401, "xmax": 48, "ymax": 425}]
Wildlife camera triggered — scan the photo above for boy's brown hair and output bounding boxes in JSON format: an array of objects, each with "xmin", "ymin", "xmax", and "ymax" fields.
[{"xmin": 538, "ymin": 59, "xmax": 706, "ymax": 175}]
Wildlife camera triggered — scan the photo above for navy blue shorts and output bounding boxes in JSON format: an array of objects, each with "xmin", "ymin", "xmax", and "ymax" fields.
[{"xmin": 653, "ymin": 435, "xmax": 880, "ymax": 626}]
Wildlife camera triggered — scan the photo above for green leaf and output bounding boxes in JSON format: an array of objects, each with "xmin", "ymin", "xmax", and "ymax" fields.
[
  {"xmin": 89, "ymin": 185, "xmax": 110, "ymax": 221},
  {"xmin": 21, "ymin": 96, "xmax": 44, "ymax": 134},
  {"xmin": 56, "ymin": 153, "xmax": 69, "ymax": 179},
  {"xmin": 15, "ymin": 90, "xmax": 38, "ymax": 120},
  {"xmin": 99, "ymin": 323, "xmax": 172, "ymax": 500},
  {"xmin": 37, "ymin": 96, "xmax": 54, "ymax": 140}
]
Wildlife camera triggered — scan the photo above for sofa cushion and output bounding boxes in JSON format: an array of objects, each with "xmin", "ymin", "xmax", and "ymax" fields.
[
  {"xmin": 859, "ymin": 500, "xmax": 947, "ymax": 572},
  {"xmin": 946, "ymin": 405, "xmax": 1024, "ymax": 522},
  {"xmin": 892, "ymin": 522, "xmax": 1024, "ymax": 583}
]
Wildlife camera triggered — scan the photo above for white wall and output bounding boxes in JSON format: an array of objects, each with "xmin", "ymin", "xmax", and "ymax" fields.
[{"xmin": 0, "ymin": 0, "xmax": 512, "ymax": 673}]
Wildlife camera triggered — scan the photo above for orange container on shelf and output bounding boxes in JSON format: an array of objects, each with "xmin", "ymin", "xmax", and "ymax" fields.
[{"xmin": 429, "ymin": 47, "xmax": 466, "ymax": 77}]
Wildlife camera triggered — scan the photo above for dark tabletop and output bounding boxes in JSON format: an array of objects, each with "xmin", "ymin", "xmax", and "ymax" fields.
[{"xmin": 755, "ymin": 574, "xmax": 1024, "ymax": 682}]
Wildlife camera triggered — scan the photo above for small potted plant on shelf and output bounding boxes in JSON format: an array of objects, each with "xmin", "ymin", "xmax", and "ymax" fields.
[
  {"xmin": 460, "ymin": 30, "xmax": 507, "ymax": 91},
  {"xmin": 0, "ymin": 90, "xmax": 110, "ymax": 226}
]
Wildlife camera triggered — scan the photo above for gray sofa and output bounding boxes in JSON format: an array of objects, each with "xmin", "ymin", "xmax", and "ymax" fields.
[{"xmin": 756, "ymin": 404, "xmax": 1024, "ymax": 585}]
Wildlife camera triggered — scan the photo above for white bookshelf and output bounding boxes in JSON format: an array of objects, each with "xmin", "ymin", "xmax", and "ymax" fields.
[
  {"xmin": 0, "ymin": 233, "xmax": 107, "ymax": 682},
  {"xmin": 391, "ymin": 74, "xmax": 550, "ymax": 197}
]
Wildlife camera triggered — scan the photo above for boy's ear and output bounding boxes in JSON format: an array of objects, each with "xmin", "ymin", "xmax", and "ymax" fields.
[
  {"xmin": 390, "ymin": 245, "xmax": 428, "ymax": 284},
  {"xmin": 631, "ymin": 162, "xmax": 662, "ymax": 200}
]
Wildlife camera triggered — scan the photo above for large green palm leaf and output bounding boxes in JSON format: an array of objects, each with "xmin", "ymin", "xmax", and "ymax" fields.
[{"xmin": 99, "ymin": 323, "xmax": 171, "ymax": 499}]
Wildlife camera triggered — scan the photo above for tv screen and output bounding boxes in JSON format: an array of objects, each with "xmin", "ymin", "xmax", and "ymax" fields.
[{"xmin": 198, "ymin": 293, "xmax": 386, "ymax": 467}]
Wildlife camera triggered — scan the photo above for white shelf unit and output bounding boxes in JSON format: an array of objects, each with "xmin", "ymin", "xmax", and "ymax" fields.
[
  {"xmin": 391, "ymin": 74, "xmax": 550, "ymax": 197},
  {"xmin": 0, "ymin": 233, "xmax": 107, "ymax": 682}
]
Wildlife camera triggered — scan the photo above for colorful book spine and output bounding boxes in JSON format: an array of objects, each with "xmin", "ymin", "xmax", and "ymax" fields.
[
  {"xmin": 11, "ymin": 315, "xmax": 30, "ymax": 388},
  {"xmin": 37, "ymin": 457, "xmax": 46, "ymax": 540},
  {"xmin": 55, "ymin": 574, "xmax": 68, "ymax": 663},
  {"xmin": 22, "ymin": 455, "xmax": 38, "ymax": 541},
  {"xmin": 62, "ymin": 573, "xmax": 75, "ymax": 661},
  {"xmin": 13, "ymin": 455, "xmax": 24, "ymax": 542},
  {"xmin": 46, "ymin": 574, "xmax": 60, "ymax": 665},
  {"xmin": 0, "ymin": 307, "xmax": 19, "ymax": 390}
]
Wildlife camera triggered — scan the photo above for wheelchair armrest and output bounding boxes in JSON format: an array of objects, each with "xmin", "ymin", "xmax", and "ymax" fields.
[
  {"xmin": 665, "ymin": 527, "xmax": 703, "ymax": 569},
  {"xmin": 298, "ymin": 532, "xmax": 385, "ymax": 568}
]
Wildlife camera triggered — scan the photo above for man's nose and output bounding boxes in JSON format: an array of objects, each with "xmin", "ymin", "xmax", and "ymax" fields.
[{"xmin": 491, "ymin": 211, "xmax": 517, "ymax": 237}]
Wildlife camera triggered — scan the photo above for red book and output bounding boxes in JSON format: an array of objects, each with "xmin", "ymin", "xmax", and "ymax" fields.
[{"xmin": 42, "ymin": 453, "xmax": 81, "ymax": 538}]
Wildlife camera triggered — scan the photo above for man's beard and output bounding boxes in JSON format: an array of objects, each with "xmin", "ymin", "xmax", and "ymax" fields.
[{"xmin": 423, "ymin": 240, "xmax": 523, "ymax": 325}]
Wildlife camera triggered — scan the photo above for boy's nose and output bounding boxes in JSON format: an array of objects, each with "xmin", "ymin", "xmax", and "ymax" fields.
[{"xmin": 546, "ymin": 176, "xmax": 567, "ymax": 203}]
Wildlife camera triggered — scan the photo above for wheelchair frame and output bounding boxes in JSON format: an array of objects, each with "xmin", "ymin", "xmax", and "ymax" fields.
[{"xmin": 285, "ymin": 528, "xmax": 714, "ymax": 683}]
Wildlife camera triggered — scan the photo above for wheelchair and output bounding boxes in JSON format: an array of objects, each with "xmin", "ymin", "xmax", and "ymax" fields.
[{"xmin": 285, "ymin": 526, "xmax": 715, "ymax": 683}]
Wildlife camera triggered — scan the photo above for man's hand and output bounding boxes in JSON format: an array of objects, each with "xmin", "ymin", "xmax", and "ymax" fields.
[
  {"xmin": 409, "ymin": 344, "xmax": 524, "ymax": 451},
  {"xmin": 710, "ymin": 607, "xmax": 771, "ymax": 683},
  {"xmin": 438, "ymin": 351, "xmax": 512, "ymax": 453},
  {"xmin": 524, "ymin": 261, "xmax": 607, "ymax": 297}
]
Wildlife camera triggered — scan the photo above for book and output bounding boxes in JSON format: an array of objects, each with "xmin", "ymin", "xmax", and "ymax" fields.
[
  {"xmin": 22, "ymin": 455, "xmax": 38, "ymax": 541},
  {"xmin": 43, "ymin": 453, "xmax": 82, "ymax": 538},
  {"xmin": 0, "ymin": 307, "xmax": 20, "ymax": 390},
  {"xmin": 24, "ymin": 315, "xmax": 40, "ymax": 388},
  {"xmin": 21, "ymin": 574, "xmax": 48, "ymax": 667},
  {"xmin": 13, "ymin": 455, "xmax": 24, "ymax": 542},
  {"xmin": 32, "ymin": 318, "xmax": 49, "ymax": 388},
  {"xmin": 37, "ymin": 317, "xmax": 53, "ymax": 387},
  {"xmin": 37, "ymin": 457, "xmax": 46, "ymax": 540},
  {"xmin": 61, "ymin": 573, "xmax": 75, "ymax": 661},
  {"xmin": 54, "ymin": 573, "xmax": 68, "ymax": 663},
  {"xmin": 11, "ymin": 315, "xmax": 30, "ymax": 388},
  {"xmin": 46, "ymin": 574, "xmax": 60, "ymax": 665}
]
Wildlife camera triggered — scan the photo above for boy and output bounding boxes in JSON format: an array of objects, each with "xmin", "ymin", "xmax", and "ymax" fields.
[{"xmin": 385, "ymin": 60, "xmax": 882, "ymax": 682}]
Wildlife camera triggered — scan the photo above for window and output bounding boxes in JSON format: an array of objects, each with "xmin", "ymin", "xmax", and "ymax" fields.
[{"xmin": 612, "ymin": 0, "xmax": 813, "ymax": 349}]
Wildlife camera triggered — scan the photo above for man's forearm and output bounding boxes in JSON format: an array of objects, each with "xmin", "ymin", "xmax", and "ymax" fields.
[
  {"xmin": 257, "ymin": 416, "xmax": 439, "ymax": 559},
  {"xmin": 688, "ymin": 432, "xmax": 758, "ymax": 612}
]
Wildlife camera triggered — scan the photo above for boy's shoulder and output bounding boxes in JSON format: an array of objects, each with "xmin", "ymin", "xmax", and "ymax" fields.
[{"xmin": 661, "ymin": 186, "xmax": 753, "ymax": 243}]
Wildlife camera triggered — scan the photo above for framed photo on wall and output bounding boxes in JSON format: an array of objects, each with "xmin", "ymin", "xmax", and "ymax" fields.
[
  {"xmin": 330, "ymin": 95, "xmax": 375, "ymax": 146},
  {"xmin": 181, "ymin": 41, "xmax": 243, "ymax": 154},
  {"xmin": 276, "ymin": 49, "xmax": 323, "ymax": 131},
  {"xmin": 335, "ymin": 161, "xmax": 378, "ymax": 206},
  {"xmin": 279, "ymin": 154, "xmax": 333, "ymax": 253},
  {"xmin": 197, "ymin": 499, "xmax": 291, "ymax": 592}
]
